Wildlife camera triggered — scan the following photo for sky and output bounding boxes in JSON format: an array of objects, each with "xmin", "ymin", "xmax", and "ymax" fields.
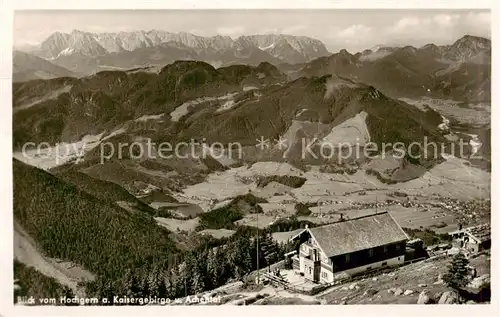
[{"xmin": 14, "ymin": 9, "xmax": 491, "ymax": 52}]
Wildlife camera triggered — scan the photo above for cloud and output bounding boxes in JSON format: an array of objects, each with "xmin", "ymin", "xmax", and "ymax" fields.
[
  {"xmin": 324, "ymin": 24, "xmax": 375, "ymax": 52},
  {"xmin": 256, "ymin": 25, "xmax": 307, "ymax": 35},
  {"xmin": 338, "ymin": 24, "xmax": 372, "ymax": 38},
  {"xmin": 322, "ymin": 11, "xmax": 490, "ymax": 53},
  {"xmin": 462, "ymin": 12, "xmax": 490, "ymax": 37},
  {"xmin": 385, "ymin": 12, "xmax": 490, "ymax": 46},
  {"xmin": 433, "ymin": 14, "xmax": 460, "ymax": 28},
  {"xmin": 13, "ymin": 10, "xmax": 491, "ymax": 53},
  {"xmin": 215, "ymin": 26, "xmax": 246, "ymax": 36},
  {"xmin": 281, "ymin": 24, "xmax": 307, "ymax": 34},
  {"xmin": 393, "ymin": 17, "xmax": 422, "ymax": 29}
]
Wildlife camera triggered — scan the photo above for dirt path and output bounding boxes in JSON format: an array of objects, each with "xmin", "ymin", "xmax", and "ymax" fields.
[
  {"xmin": 222, "ymin": 285, "xmax": 323, "ymax": 305},
  {"xmin": 14, "ymin": 222, "xmax": 95, "ymax": 296}
]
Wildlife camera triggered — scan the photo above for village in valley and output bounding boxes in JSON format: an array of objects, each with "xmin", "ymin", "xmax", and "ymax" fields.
[{"xmin": 169, "ymin": 204, "xmax": 490, "ymax": 305}]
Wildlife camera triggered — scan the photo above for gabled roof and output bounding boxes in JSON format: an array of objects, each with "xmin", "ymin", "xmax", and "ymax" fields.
[
  {"xmin": 466, "ymin": 223, "xmax": 490, "ymax": 243},
  {"xmin": 449, "ymin": 223, "xmax": 491, "ymax": 243},
  {"xmin": 293, "ymin": 212, "xmax": 409, "ymax": 258}
]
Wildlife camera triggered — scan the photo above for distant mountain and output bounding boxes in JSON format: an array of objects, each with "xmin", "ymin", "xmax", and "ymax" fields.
[
  {"xmin": 13, "ymin": 60, "xmax": 447, "ymax": 163},
  {"xmin": 441, "ymin": 35, "xmax": 491, "ymax": 62},
  {"xmin": 13, "ymin": 51, "xmax": 76, "ymax": 82},
  {"xmin": 294, "ymin": 35, "xmax": 491, "ymax": 102},
  {"xmin": 23, "ymin": 30, "xmax": 330, "ymax": 74},
  {"xmin": 12, "ymin": 61, "xmax": 287, "ymax": 147}
]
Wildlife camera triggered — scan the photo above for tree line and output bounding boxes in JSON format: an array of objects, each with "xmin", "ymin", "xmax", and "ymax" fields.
[{"xmin": 85, "ymin": 227, "xmax": 295, "ymax": 302}]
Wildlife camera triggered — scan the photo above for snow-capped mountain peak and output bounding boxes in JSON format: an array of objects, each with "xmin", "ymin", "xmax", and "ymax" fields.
[{"xmin": 28, "ymin": 30, "xmax": 331, "ymax": 65}]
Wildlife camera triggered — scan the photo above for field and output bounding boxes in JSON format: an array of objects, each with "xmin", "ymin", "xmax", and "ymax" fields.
[
  {"xmin": 154, "ymin": 217, "xmax": 200, "ymax": 232},
  {"xmin": 175, "ymin": 153, "xmax": 489, "ymax": 234},
  {"xmin": 400, "ymin": 98, "xmax": 490, "ymax": 127},
  {"xmin": 199, "ymin": 229, "xmax": 236, "ymax": 239}
]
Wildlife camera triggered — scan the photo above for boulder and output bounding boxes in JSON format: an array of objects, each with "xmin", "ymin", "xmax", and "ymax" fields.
[
  {"xmin": 447, "ymin": 247, "xmax": 460, "ymax": 256},
  {"xmin": 438, "ymin": 291, "xmax": 458, "ymax": 304},
  {"xmin": 434, "ymin": 275, "xmax": 444, "ymax": 285},
  {"xmin": 433, "ymin": 292, "xmax": 443, "ymax": 302},
  {"xmin": 340, "ymin": 300, "xmax": 347, "ymax": 305},
  {"xmin": 404, "ymin": 289, "xmax": 414, "ymax": 296},
  {"xmin": 417, "ymin": 290, "xmax": 430, "ymax": 304},
  {"xmin": 394, "ymin": 288, "xmax": 403, "ymax": 296},
  {"xmin": 372, "ymin": 277, "xmax": 378, "ymax": 281},
  {"xmin": 364, "ymin": 289, "xmax": 378, "ymax": 296},
  {"xmin": 467, "ymin": 274, "xmax": 490, "ymax": 289},
  {"xmin": 348, "ymin": 283, "xmax": 358, "ymax": 290},
  {"xmin": 418, "ymin": 284, "xmax": 427, "ymax": 288}
]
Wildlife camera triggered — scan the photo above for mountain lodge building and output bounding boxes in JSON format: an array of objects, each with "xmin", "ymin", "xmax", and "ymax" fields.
[{"xmin": 288, "ymin": 212, "xmax": 409, "ymax": 284}]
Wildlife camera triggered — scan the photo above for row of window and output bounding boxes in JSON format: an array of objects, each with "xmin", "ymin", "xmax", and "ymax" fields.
[
  {"xmin": 344, "ymin": 245, "xmax": 401, "ymax": 263},
  {"xmin": 302, "ymin": 243, "xmax": 402, "ymax": 265}
]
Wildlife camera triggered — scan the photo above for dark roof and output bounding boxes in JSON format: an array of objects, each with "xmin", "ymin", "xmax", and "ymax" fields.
[
  {"xmin": 466, "ymin": 223, "xmax": 490, "ymax": 243},
  {"xmin": 308, "ymin": 212, "xmax": 409, "ymax": 257}
]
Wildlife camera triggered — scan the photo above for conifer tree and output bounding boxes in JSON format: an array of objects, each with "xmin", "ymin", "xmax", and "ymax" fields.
[{"xmin": 443, "ymin": 252, "xmax": 471, "ymax": 291}]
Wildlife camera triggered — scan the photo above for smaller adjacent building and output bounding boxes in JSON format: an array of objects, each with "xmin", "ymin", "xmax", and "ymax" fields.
[
  {"xmin": 449, "ymin": 223, "xmax": 491, "ymax": 253},
  {"xmin": 289, "ymin": 212, "xmax": 409, "ymax": 284}
]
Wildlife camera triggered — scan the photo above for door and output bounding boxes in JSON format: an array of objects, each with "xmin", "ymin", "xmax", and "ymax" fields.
[{"xmin": 313, "ymin": 264, "xmax": 321, "ymax": 283}]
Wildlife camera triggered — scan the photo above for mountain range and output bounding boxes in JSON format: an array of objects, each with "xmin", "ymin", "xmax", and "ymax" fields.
[
  {"xmin": 14, "ymin": 33, "xmax": 491, "ymax": 103},
  {"xmin": 286, "ymin": 35, "xmax": 491, "ymax": 102},
  {"xmin": 12, "ymin": 34, "xmax": 491, "ymax": 151},
  {"xmin": 13, "ymin": 51, "xmax": 77, "ymax": 82},
  {"xmin": 17, "ymin": 30, "xmax": 330, "ymax": 75}
]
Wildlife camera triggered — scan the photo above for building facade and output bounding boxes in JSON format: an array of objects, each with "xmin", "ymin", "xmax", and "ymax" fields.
[
  {"xmin": 449, "ymin": 223, "xmax": 491, "ymax": 253},
  {"xmin": 289, "ymin": 212, "xmax": 408, "ymax": 284}
]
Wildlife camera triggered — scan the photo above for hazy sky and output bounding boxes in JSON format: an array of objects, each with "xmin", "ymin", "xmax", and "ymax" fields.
[{"xmin": 14, "ymin": 9, "xmax": 490, "ymax": 52}]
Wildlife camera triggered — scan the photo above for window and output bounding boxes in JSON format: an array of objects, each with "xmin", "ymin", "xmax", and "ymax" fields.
[
  {"xmin": 368, "ymin": 248, "xmax": 374, "ymax": 257},
  {"xmin": 383, "ymin": 245, "xmax": 388, "ymax": 253},
  {"xmin": 308, "ymin": 267, "xmax": 312, "ymax": 274},
  {"xmin": 345, "ymin": 254, "xmax": 350, "ymax": 263},
  {"xmin": 381, "ymin": 262, "xmax": 387, "ymax": 266},
  {"xmin": 395, "ymin": 244, "xmax": 401, "ymax": 251}
]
